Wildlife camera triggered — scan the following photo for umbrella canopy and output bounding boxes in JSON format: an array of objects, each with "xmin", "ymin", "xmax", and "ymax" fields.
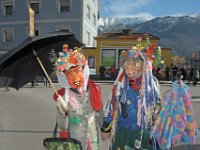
[{"xmin": 0, "ymin": 31, "xmax": 84, "ymax": 90}]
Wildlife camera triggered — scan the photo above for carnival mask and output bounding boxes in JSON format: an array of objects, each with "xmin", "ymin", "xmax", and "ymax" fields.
[
  {"xmin": 64, "ymin": 66, "xmax": 84, "ymax": 89},
  {"xmin": 124, "ymin": 58, "xmax": 143, "ymax": 79}
]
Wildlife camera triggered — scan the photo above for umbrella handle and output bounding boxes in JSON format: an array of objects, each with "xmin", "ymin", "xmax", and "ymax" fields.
[{"xmin": 33, "ymin": 50, "xmax": 59, "ymax": 97}]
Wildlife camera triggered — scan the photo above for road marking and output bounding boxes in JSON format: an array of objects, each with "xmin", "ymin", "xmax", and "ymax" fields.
[{"xmin": 0, "ymin": 130, "xmax": 56, "ymax": 134}]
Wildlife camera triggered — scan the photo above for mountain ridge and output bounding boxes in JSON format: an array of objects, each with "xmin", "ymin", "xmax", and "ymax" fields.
[{"xmin": 98, "ymin": 14, "xmax": 200, "ymax": 60}]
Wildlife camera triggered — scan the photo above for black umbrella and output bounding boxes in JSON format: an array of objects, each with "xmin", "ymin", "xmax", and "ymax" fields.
[{"xmin": 0, "ymin": 31, "xmax": 84, "ymax": 90}]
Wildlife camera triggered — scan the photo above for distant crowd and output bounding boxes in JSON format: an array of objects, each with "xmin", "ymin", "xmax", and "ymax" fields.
[
  {"xmin": 31, "ymin": 76, "xmax": 50, "ymax": 88},
  {"xmin": 99, "ymin": 65, "xmax": 199, "ymax": 86},
  {"xmin": 164, "ymin": 65, "xmax": 199, "ymax": 86},
  {"xmin": 99, "ymin": 65, "xmax": 119, "ymax": 81}
]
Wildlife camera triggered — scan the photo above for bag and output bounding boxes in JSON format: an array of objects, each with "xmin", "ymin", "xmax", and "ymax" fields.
[
  {"xmin": 43, "ymin": 138, "xmax": 82, "ymax": 150},
  {"xmin": 43, "ymin": 122, "xmax": 82, "ymax": 150}
]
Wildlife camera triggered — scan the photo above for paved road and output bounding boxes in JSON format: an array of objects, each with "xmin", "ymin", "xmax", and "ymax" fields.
[{"xmin": 0, "ymin": 83, "xmax": 200, "ymax": 150}]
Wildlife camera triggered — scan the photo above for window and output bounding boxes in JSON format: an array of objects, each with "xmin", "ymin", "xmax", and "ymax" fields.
[
  {"xmin": 86, "ymin": 31, "xmax": 90, "ymax": 46},
  {"xmin": 59, "ymin": 29, "xmax": 70, "ymax": 32},
  {"xmin": 34, "ymin": 28, "xmax": 39, "ymax": 36},
  {"xmin": 93, "ymin": 14, "xmax": 96, "ymax": 26},
  {"xmin": 102, "ymin": 49, "xmax": 116, "ymax": 68},
  {"xmin": 93, "ymin": 36, "xmax": 96, "ymax": 47},
  {"xmin": 88, "ymin": 56, "xmax": 95, "ymax": 68},
  {"xmin": 27, "ymin": 27, "xmax": 40, "ymax": 36},
  {"xmin": 2, "ymin": 28, "xmax": 14, "ymax": 42},
  {"xmin": 2, "ymin": 1, "xmax": 14, "ymax": 16},
  {"xmin": 30, "ymin": 2, "xmax": 39, "ymax": 13},
  {"xmin": 56, "ymin": 25, "xmax": 71, "ymax": 33},
  {"xmin": 87, "ymin": 5, "xmax": 90, "ymax": 19},
  {"xmin": 59, "ymin": 0, "xmax": 70, "ymax": 12},
  {"xmin": 28, "ymin": 0, "xmax": 40, "ymax": 13}
]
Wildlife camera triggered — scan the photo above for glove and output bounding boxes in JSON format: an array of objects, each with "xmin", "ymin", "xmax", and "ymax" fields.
[{"xmin": 56, "ymin": 95, "xmax": 68, "ymax": 116}]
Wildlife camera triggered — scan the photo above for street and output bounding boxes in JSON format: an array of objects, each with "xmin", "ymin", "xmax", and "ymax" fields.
[{"xmin": 0, "ymin": 83, "xmax": 200, "ymax": 150}]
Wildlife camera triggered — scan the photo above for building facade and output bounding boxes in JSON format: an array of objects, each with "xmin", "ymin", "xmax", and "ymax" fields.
[
  {"xmin": 0, "ymin": 0, "xmax": 99, "ymax": 52},
  {"xmin": 83, "ymin": 29, "xmax": 160, "ymax": 75},
  {"xmin": 160, "ymin": 47, "xmax": 172, "ymax": 68}
]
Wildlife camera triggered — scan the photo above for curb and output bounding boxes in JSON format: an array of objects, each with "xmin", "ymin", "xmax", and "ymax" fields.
[
  {"xmin": 192, "ymin": 99, "xmax": 200, "ymax": 103},
  {"xmin": 94, "ymin": 81, "xmax": 200, "ymax": 103}
]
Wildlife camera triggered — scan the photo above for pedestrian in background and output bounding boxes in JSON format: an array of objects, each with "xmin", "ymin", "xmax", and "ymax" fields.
[
  {"xmin": 4, "ymin": 77, "xmax": 10, "ymax": 91},
  {"xmin": 187, "ymin": 68, "xmax": 194, "ymax": 84},
  {"xmin": 110, "ymin": 65, "xmax": 116, "ymax": 80},
  {"xmin": 31, "ymin": 80, "xmax": 35, "ymax": 87},
  {"xmin": 99, "ymin": 65, "xmax": 106, "ymax": 80},
  {"xmin": 155, "ymin": 67, "xmax": 161, "ymax": 80},
  {"xmin": 5, "ymin": 85, "xmax": 10, "ymax": 91},
  {"xmin": 43, "ymin": 76, "xmax": 50, "ymax": 88},
  {"xmin": 105, "ymin": 68, "xmax": 111, "ymax": 80},
  {"xmin": 172, "ymin": 65, "xmax": 178, "ymax": 81},
  {"xmin": 165, "ymin": 66, "xmax": 170, "ymax": 81},
  {"xmin": 193, "ymin": 68, "xmax": 199, "ymax": 86},
  {"xmin": 182, "ymin": 66, "xmax": 187, "ymax": 81}
]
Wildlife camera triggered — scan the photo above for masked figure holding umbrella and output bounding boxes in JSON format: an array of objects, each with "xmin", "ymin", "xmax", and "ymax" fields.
[
  {"xmin": 52, "ymin": 44, "xmax": 103, "ymax": 149},
  {"xmin": 101, "ymin": 40, "xmax": 162, "ymax": 150}
]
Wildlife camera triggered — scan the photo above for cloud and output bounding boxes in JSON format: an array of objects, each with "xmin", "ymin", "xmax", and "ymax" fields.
[{"xmin": 101, "ymin": 0, "xmax": 153, "ymax": 16}]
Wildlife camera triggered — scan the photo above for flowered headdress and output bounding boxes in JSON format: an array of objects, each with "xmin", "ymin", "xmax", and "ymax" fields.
[
  {"xmin": 55, "ymin": 44, "xmax": 87, "ymax": 73},
  {"xmin": 120, "ymin": 38, "xmax": 161, "ymax": 67},
  {"xmin": 51, "ymin": 44, "xmax": 89, "ymax": 91}
]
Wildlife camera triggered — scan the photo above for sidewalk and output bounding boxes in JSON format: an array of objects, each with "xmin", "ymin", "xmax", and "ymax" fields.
[
  {"xmin": 95, "ymin": 80, "xmax": 200, "ymax": 103},
  {"xmin": 95, "ymin": 79, "xmax": 199, "ymax": 85},
  {"xmin": 173, "ymin": 144, "xmax": 200, "ymax": 150}
]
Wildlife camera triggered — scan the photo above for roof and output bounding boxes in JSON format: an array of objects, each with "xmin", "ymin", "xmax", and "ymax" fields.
[
  {"xmin": 95, "ymin": 32, "xmax": 160, "ymax": 40},
  {"xmin": 82, "ymin": 47, "xmax": 96, "ymax": 49},
  {"xmin": 161, "ymin": 47, "xmax": 172, "ymax": 50}
]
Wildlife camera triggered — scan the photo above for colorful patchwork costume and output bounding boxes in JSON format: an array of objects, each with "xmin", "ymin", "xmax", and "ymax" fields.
[{"xmin": 151, "ymin": 80, "xmax": 199, "ymax": 149}]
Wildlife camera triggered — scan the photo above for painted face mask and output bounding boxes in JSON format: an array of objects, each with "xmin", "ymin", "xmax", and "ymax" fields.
[
  {"xmin": 123, "ymin": 56, "xmax": 143, "ymax": 79},
  {"xmin": 64, "ymin": 66, "xmax": 84, "ymax": 89},
  {"xmin": 124, "ymin": 60, "xmax": 143, "ymax": 79}
]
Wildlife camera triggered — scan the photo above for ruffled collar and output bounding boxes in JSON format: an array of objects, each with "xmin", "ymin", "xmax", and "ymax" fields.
[{"xmin": 128, "ymin": 77, "xmax": 142, "ymax": 91}]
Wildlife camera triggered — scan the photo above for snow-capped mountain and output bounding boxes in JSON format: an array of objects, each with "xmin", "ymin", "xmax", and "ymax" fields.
[
  {"xmin": 98, "ymin": 13, "xmax": 200, "ymax": 59},
  {"xmin": 98, "ymin": 15, "xmax": 154, "ymax": 33}
]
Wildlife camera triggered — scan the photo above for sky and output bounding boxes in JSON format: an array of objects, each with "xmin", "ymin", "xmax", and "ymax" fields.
[{"xmin": 100, "ymin": 0, "xmax": 200, "ymax": 19}]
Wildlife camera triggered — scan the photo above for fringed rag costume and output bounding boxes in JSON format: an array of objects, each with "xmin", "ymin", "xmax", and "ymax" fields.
[
  {"xmin": 151, "ymin": 80, "xmax": 199, "ymax": 149},
  {"xmin": 52, "ymin": 44, "xmax": 103, "ymax": 150},
  {"xmin": 101, "ymin": 41, "xmax": 161, "ymax": 150}
]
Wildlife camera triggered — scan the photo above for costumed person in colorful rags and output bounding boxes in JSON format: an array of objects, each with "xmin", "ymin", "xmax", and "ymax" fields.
[
  {"xmin": 150, "ymin": 74, "xmax": 199, "ymax": 150},
  {"xmin": 101, "ymin": 38, "xmax": 162, "ymax": 150},
  {"xmin": 53, "ymin": 44, "xmax": 103, "ymax": 149}
]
